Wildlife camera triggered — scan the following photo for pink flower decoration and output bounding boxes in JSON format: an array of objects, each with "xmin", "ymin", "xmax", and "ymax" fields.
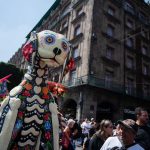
[
  {"xmin": 22, "ymin": 90, "xmax": 31, "ymax": 97},
  {"xmin": 44, "ymin": 113, "xmax": 50, "ymax": 120},
  {"xmin": 42, "ymin": 94, "xmax": 49, "ymax": 99},
  {"xmin": 22, "ymin": 43, "xmax": 33, "ymax": 61},
  {"xmin": 18, "ymin": 111, "xmax": 24, "ymax": 118},
  {"xmin": 45, "ymin": 132, "xmax": 51, "ymax": 140}
]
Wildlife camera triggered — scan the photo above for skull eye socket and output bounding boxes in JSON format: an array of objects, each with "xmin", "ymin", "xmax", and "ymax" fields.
[
  {"xmin": 45, "ymin": 34, "xmax": 56, "ymax": 45},
  {"xmin": 47, "ymin": 37, "xmax": 52, "ymax": 43},
  {"xmin": 62, "ymin": 41, "xmax": 68, "ymax": 51}
]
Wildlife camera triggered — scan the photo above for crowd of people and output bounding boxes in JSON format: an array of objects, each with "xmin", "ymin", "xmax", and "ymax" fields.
[{"xmin": 59, "ymin": 107, "xmax": 150, "ymax": 150}]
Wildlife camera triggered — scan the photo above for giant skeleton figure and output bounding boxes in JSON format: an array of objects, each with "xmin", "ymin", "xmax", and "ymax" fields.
[{"xmin": 0, "ymin": 30, "xmax": 70, "ymax": 150}]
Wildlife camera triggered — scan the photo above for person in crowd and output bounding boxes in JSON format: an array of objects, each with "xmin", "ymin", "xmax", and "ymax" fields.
[
  {"xmin": 88, "ymin": 119, "xmax": 113, "ymax": 150},
  {"xmin": 71, "ymin": 119, "xmax": 82, "ymax": 149},
  {"xmin": 62, "ymin": 119, "xmax": 75, "ymax": 150},
  {"xmin": 83, "ymin": 127, "xmax": 95, "ymax": 150},
  {"xmin": 90, "ymin": 118, "xmax": 96, "ymax": 127},
  {"xmin": 72, "ymin": 119, "xmax": 82, "ymax": 139},
  {"xmin": 100, "ymin": 119, "xmax": 144, "ymax": 150},
  {"xmin": 113, "ymin": 124, "xmax": 121, "ymax": 136},
  {"xmin": 58, "ymin": 112, "xmax": 67, "ymax": 148},
  {"xmin": 81, "ymin": 118, "xmax": 92, "ymax": 145},
  {"xmin": 135, "ymin": 107, "xmax": 150, "ymax": 150}
]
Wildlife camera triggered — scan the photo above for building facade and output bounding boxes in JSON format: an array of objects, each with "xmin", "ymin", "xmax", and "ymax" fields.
[
  {"xmin": 8, "ymin": 48, "xmax": 22, "ymax": 68},
  {"xmin": 8, "ymin": 0, "xmax": 150, "ymax": 122}
]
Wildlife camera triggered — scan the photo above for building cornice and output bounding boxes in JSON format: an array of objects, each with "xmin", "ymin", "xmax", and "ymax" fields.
[{"xmin": 26, "ymin": 0, "xmax": 61, "ymax": 38}]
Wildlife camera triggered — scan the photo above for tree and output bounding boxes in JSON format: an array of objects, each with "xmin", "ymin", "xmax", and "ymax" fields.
[{"xmin": 0, "ymin": 62, "xmax": 24, "ymax": 91}]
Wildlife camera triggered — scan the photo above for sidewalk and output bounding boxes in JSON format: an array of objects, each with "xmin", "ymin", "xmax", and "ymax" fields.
[{"xmin": 76, "ymin": 145, "xmax": 83, "ymax": 150}]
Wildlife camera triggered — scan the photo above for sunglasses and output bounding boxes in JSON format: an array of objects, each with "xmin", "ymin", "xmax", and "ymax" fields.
[{"xmin": 107, "ymin": 126, "xmax": 113, "ymax": 128}]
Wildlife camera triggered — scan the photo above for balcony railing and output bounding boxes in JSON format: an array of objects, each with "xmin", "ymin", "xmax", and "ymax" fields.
[
  {"xmin": 63, "ymin": 75, "xmax": 124, "ymax": 93},
  {"xmin": 62, "ymin": 75, "xmax": 150, "ymax": 100},
  {"xmin": 88, "ymin": 75, "xmax": 125, "ymax": 93},
  {"xmin": 63, "ymin": 75, "xmax": 88, "ymax": 87}
]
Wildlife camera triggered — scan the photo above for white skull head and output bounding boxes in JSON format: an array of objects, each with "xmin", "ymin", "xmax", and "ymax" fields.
[
  {"xmin": 37, "ymin": 30, "xmax": 70, "ymax": 67},
  {"xmin": 22, "ymin": 30, "xmax": 70, "ymax": 68}
]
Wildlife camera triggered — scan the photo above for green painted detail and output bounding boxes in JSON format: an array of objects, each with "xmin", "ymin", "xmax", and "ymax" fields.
[{"xmin": 47, "ymin": 141, "xmax": 53, "ymax": 150}]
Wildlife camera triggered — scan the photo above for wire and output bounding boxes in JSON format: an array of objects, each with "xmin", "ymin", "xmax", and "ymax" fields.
[{"xmin": 119, "ymin": 27, "xmax": 149, "ymax": 42}]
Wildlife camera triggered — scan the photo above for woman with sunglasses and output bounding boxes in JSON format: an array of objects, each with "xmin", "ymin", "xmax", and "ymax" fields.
[{"xmin": 88, "ymin": 119, "xmax": 113, "ymax": 150}]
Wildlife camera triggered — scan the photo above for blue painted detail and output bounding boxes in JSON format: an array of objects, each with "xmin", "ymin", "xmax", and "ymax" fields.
[
  {"xmin": 44, "ymin": 121, "xmax": 51, "ymax": 130},
  {"xmin": 15, "ymin": 120, "xmax": 23, "ymax": 129},
  {"xmin": 0, "ymin": 104, "xmax": 10, "ymax": 133},
  {"xmin": 45, "ymin": 34, "xmax": 56, "ymax": 45},
  {"xmin": 44, "ymin": 105, "xmax": 48, "ymax": 111}
]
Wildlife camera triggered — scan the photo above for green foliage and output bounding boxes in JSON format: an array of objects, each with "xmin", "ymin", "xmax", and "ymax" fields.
[{"xmin": 0, "ymin": 62, "xmax": 24, "ymax": 91}]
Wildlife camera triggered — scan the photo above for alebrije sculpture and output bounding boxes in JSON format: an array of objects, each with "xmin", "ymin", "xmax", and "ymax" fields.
[{"xmin": 0, "ymin": 30, "xmax": 70, "ymax": 150}]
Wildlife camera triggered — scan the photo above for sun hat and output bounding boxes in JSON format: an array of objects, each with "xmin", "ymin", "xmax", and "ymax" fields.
[{"xmin": 118, "ymin": 119, "xmax": 138, "ymax": 133}]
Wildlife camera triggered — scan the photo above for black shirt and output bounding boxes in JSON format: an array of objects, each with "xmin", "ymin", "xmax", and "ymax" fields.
[
  {"xmin": 135, "ymin": 124, "xmax": 150, "ymax": 150},
  {"xmin": 88, "ymin": 134, "xmax": 104, "ymax": 150}
]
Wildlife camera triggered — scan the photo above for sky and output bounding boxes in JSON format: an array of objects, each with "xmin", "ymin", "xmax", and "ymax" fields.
[
  {"xmin": 0, "ymin": 0, "xmax": 55, "ymax": 62},
  {"xmin": 0, "ymin": 0, "xmax": 149, "ymax": 63}
]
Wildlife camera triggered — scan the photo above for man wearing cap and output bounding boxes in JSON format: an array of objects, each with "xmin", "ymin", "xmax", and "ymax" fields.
[
  {"xmin": 135, "ymin": 107, "xmax": 150, "ymax": 150},
  {"xmin": 100, "ymin": 119, "xmax": 144, "ymax": 150}
]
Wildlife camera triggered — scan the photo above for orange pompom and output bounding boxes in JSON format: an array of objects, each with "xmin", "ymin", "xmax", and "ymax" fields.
[
  {"xmin": 42, "ymin": 87, "xmax": 49, "ymax": 95},
  {"xmin": 24, "ymin": 83, "xmax": 32, "ymax": 91}
]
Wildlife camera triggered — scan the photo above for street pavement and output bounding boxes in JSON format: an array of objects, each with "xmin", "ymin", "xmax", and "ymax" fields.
[
  {"xmin": 59, "ymin": 141, "xmax": 83, "ymax": 150},
  {"xmin": 74, "ymin": 140, "xmax": 83, "ymax": 150},
  {"xmin": 60, "ymin": 139, "xmax": 83, "ymax": 150},
  {"xmin": 76, "ymin": 145, "xmax": 83, "ymax": 150}
]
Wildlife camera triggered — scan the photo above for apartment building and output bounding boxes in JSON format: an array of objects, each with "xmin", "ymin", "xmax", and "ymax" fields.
[
  {"xmin": 8, "ymin": 0, "xmax": 150, "ymax": 121},
  {"xmin": 8, "ymin": 48, "xmax": 23, "ymax": 68}
]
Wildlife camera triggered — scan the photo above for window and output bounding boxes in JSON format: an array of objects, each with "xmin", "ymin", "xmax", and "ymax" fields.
[
  {"xmin": 73, "ymin": 46, "xmax": 79, "ymax": 58},
  {"xmin": 61, "ymin": 4, "xmax": 71, "ymax": 17},
  {"xmin": 126, "ymin": 77, "xmax": 134, "ymax": 94},
  {"xmin": 126, "ymin": 38, "xmax": 133, "ymax": 48},
  {"xmin": 126, "ymin": 19, "xmax": 133, "ymax": 29},
  {"xmin": 105, "ymin": 70, "xmax": 113, "ymax": 87},
  {"xmin": 143, "ymin": 64, "xmax": 149, "ymax": 75},
  {"xmin": 127, "ymin": 56, "xmax": 134, "ymax": 69},
  {"xmin": 107, "ymin": 25, "xmax": 114, "ymax": 37},
  {"xmin": 55, "ymin": 25, "xmax": 60, "ymax": 32},
  {"xmin": 106, "ymin": 46, "xmax": 114, "ymax": 59},
  {"xmin": 76, "ymin": 7, "xmax": 83, "ymax": 16},
  {"xmin": 124, "ymin": 1, "xmax": 135, "ymax": 15},
  {"xmin": 62, "ymin": 20, "xmax": 68, "ymax": 29},
  {"xmin": 139, "ymin": 12, "xmax": 147, "ymax": 24},
  {"xmin": 74, "ymin": 25, "xmax": 81, "ymax": 37},
  {"xmin": 141, "ymin": 46, "xmax": 148, "ymax": 55},
  {"xmin": 141, "ymin": 29, "xmax": 148, "ymax": 38},
  {"xmin": 70, "ymin": 70, "xmax": 77, "ymax": 85},
  {"xmin": 108, "ymin": 6, "xmax": 115, "ymax": 16},
  {"xmin": 143, "ymin": 84, "xmax": 150, "ymax": 97}
]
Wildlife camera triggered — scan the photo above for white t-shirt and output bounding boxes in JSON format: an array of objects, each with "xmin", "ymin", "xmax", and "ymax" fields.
[
  {"xmin": 81, "ymin": 121, "xmax": 91, "ymax": 134},
  {"xmin": 100, "ymin": 136, "xmax": 144, "ymax": 150},
  {"xmin": 100, "ymin": 136, "xmax": 122, "ymax": 150}
]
